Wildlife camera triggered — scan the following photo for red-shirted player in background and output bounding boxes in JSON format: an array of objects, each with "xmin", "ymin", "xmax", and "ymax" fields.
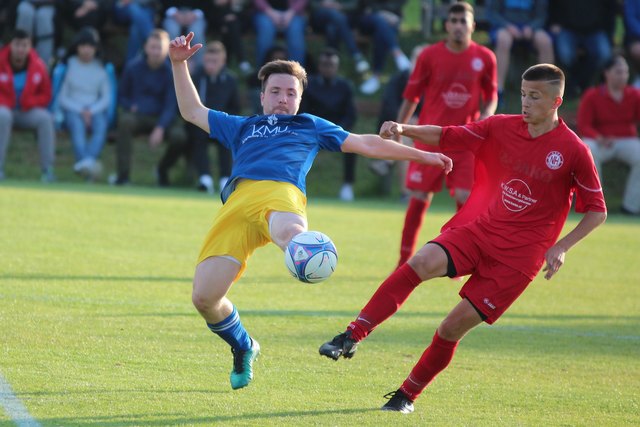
[
  {"xmin": 395, "ymin": 1, "xmax": 497, "ymax": 268},
  {"xmin": 319, "ymin": 63, "xmax": 607, "ymax": 413}
]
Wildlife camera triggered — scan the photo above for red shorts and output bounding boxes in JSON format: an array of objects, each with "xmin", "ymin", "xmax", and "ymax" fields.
[
  {"xmin": 430, "ymin": 224, "xmax": 534, "ymax": 324},
  {"xmin": 405, "ymin": 143, "xmax": 474, "ymax": 194}
]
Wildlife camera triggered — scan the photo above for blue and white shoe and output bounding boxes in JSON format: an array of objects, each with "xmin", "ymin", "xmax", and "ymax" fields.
[{"xmin": 230, "ymin": 338, "xmax": 260, "ymax": 390}]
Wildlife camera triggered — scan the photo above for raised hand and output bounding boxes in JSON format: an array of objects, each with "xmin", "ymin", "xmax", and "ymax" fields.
[{"xmin": 168, "ymin": 32, "xmax": 203, "ymax": 64}]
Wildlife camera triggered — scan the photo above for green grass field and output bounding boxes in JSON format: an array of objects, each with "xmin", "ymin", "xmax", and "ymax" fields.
[{"xmin": 1, "ymin": 181, "xmax": 639, "ymax": 426}]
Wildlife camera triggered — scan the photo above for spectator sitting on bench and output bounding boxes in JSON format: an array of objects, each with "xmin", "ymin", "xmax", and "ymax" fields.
[
  {"xmin": 57, "ymin": 27, "xmax": 111, "ymax": 181},
  {"xmin": 110, "ymin": 28, "xmax": 186, "ymax": 186},
  {"xmin": 0, "ymin": 29, "xmax": 56, "ymax": 182},
  {"xmin": 577, "ymin": 55, "xmax": 640, "ymax": 216},
  {"xmin": 486, "ymin": 0, "xmax": 554, "ymax": 110}
]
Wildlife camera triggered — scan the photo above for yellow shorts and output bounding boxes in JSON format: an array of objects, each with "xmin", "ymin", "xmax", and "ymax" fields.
[{"xmin": 197, "ymin": 179, "xmax": 307, "ymax": 278}]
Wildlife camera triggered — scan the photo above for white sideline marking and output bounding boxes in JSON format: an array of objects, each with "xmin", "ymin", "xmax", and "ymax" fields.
[{"xmin": 0, "ymin": 374, "xmax": 41, "ymax": 427}]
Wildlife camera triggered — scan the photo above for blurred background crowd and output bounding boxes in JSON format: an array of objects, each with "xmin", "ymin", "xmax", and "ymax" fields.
[{"xmin": 0, "ymin": 0, "xmax": 638, "ymax": 212}]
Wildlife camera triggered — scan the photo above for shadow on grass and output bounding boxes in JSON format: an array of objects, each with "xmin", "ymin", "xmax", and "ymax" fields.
[
  {"xmin": 0, "ymin": 273, "xmax": 391, "ymax": 285},
  {"xmin": 0, "ymin": 274, "xmax": 191, "ymax": 283},
  {"xmin": 37, "ymin": 407, "xmax": 379, "ymax": 426},
  {"xmin": 19, "ymin": 388, "xmax": 226, "ymax": 397}
]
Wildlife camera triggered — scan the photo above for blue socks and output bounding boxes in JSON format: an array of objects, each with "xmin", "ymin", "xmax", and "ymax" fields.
[{"xmin": 207, "ymin": 306, "xmax": 251, "ymax": 351}]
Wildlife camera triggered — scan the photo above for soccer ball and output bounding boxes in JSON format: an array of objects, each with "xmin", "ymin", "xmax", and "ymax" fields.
[{"xmin": 284, "ymin": 231, "xmax": 338, "ymax": 284}]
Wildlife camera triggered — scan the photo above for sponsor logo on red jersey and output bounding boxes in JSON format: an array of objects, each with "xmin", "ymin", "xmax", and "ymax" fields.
[
  {"xmin": 501, "ymin": 179, "xmax": 538, "ymax": 212},
  {"xmin": 441, "ymin": 83, "xmax": 472, "ymax": 109}
]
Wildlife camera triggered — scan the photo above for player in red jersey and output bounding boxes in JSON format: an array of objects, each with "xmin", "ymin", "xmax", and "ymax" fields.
[
  {"xmin": 395, "ymin": 1, "xmax": 497, "ymax": 268},
  {"xmin": 318, "ymin": 64, "xmax": 607, "ymax": 413}
]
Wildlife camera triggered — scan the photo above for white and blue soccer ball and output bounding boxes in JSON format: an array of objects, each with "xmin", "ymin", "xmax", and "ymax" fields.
[{"xmin": 284, "ymin": 231, "xmax": 338, "ymax": 284}]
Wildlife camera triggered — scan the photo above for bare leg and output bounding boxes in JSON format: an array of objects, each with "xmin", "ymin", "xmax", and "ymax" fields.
[
  {"xmin": 268, "ymin": 211, "xmax": 308, "ymax": 250},
  {"xmin": 534, "ymin": 29, "xmax": 555, "ymax": 64},
  {"xmin": 192, "ymin": 256, "xmax": 241, "ymax": 323},
  {"xmin": 437, "ymin": 298, "xmax": 484, "ymax": 341}
]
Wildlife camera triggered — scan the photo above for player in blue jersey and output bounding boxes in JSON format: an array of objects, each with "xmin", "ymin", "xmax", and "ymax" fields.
[{"xmin": 169, "ymin": 32, "xmax": 453, "ymax": 390}]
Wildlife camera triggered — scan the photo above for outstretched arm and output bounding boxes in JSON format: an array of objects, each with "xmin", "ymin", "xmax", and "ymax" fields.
[
  {"xmin": 169, "ymin": 32, "xmax": 209, "ymax": 133},
  {"xmin": 542, "ymin": 210, "xmax": 607, "ymax": 280},
  {"xmin": 379, "ymin": 121, "xmax": 443, "ymax": 146},
  {"xmin": 341, "ymin": 133, "xmax": 452, "ymax": 173}
]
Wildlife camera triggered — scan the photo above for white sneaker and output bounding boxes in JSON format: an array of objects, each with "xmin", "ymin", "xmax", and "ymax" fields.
[
  {"xmin": 355, "ymin": 58, "xmax": 370, "ymax": 73},
  {"xmin": 339, "ymin": 183, "xmax": 354, "ymax": 201},
  {"xmin": 395, "ymin": 53, "xmax": 411, "ymax": 71},
  {"xmin": 87, "ymin": 159, "xmax": 103, "ymax": 181},
  {"xmin": 198, "ymin": 174, "xmax": 214, "ymax": 194},
  {"xmin": 73, "ymin": 158, "xmax": 92, "ymax": 174},
  {"xmin": 360, "ymin": 76, "xmax": 380, "ymax": 95}
]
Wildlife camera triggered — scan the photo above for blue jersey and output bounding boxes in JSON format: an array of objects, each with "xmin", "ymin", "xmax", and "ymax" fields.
[{"xmin": 208, "ymin": 110, "xmax": 349, "ymax": 202}]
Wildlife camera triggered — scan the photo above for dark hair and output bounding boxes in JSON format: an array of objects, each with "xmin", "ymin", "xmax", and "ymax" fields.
[
  {"xmin": 598, "ymin": 54, "xmax": 627, "ymax": 83},
  {"xmin": 74, "ymin": 26, "xmax": 100, "ymax": 47},
  {"xmin": 63, "ymin": 26, "xmax": 102, "ymax": 63},
  {"xmin": 319, "ymin": 47, "xmax": 339, "ymax": 60},
  {"xmin": 147, "ymin": 28, "xmax": 170, "ymax": 44},
  {"xmin": 522, "ymin": 63, "xmax": 565, "ymax": 95},
  {"xmin": 602, "ymin": 54, "xmax": 627, "ymax": 73},
  {"xmin": 264, "ymin": 45, "xmax": 288, "ymax": 64},
  {"xmin": 448, "ymin": 1, "xmax": 474, "ymax": 16},
  {"xmin": 205, "ymin": 40, "xmax": 226, "ymax": 55},
  {"xmin": 11, "ymin": 29, "xmax": 31, "ymax": 42},
  {"xmin": 258, "ymin": 60, "xmax": 307, "ymax": 92}
]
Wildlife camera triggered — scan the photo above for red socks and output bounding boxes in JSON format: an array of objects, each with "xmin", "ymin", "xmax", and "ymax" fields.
[
  {"xmin": 399, "ymin": 331, "xmax": 459, "ymax": 401},
  {"xmin": 347, "ymin": 263, "xmax": 423, "ymax": 342},
  {"xmin": 397, "ymin": 198, "xmax": 429, "ymax": 267}
]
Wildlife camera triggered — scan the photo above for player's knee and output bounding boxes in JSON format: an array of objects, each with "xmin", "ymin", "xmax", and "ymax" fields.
[
  {"xmin": 191, "ymin": 288, "xmax": 221, "ymax": 313},
  {"xmin": 191, "ymin": 278, "xmax": 225, "ymax": 313},
  {"xmin": 437, "ymin": 316, "xmax": 475, "ymax": 341},
  {"xmin": 437, "ymin": 320, "xmax": 464, "ymax": 341},
  {"xmin": 407, "ymin": 247, "xmax": 447, "ymax": 280}
]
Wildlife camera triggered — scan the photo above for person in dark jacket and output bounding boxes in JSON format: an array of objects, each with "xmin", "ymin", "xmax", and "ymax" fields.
[
  {"xmin": 111, "ymin": 28, "xmax": 186, "ymax": 186},
  {"xmin": 157, "ymin": 41, "xmax": 240, "ymax": 192},
  {"xmin": 299, "ymin": 47, "xmax": 357, "ymax": 200}
]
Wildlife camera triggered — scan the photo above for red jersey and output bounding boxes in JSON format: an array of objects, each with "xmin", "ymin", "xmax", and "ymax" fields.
[
  {"xmin": 440, "ymin": 115, "xmax": 607, "ymax": 278},
  {"xmin": 577, "ymin": 85, "xmax": 640, "ymax": 138},
  {"xmin": 403, "ymin": 40, "xmax": 497, "ymax": 128}
]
